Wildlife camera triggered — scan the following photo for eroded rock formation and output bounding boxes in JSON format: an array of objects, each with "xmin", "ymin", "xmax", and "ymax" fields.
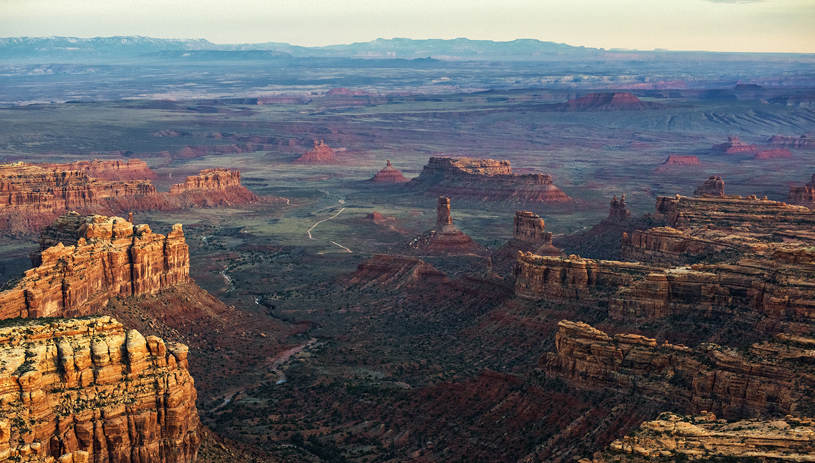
[
  {"xmin": 406, "ymin": 157, "xmax": 571, "ymax": 203},
  {"xmin": 166, "ymin": 169, "xmax": 257, "ymax": 207},
  {"xmin": 712, "ymin": 136, "xmax": 758, "ymax": 154},
  {"xmin": 370, "ymin": 160, "xmax": 409, "ymax": 183},
  {"xmin": 552, "ymin": 93, "xmax": 666, "ymax": 111},
  {"xmin": 0, "ymin": 213, "xmax": 189, "ymax": 319},
  {"xmin": 0, "ymin": 316, "xmax": 200, "ymax": 463},
  {"xmin": 491, "ymin": 211, "xmax": 560, "ymax": 276},
  {"xmin": 788, "ymin": 173, "xmax": 815, "ymax": 206},
  {"xmin": 40, "ymin": 159, "xmax": 157, "ymax": 181},
  {"xmin": 346, "ymin": 255, "xmax": 446, "ymax": 289},
  {"xmin": 755, "ymin": 148, "xmax": 793, "ymax": 159},
  {"xmin": 608, "ymin": 195, "xmax": 632, "ymax": 221},
  {"xmin": 768, "ymin": 134, "xmax": 815, "ymax": 150},
  {"xmin": 693, "ymin": 176, "xmax": 724, "ymax": 196},
  {"xmin": 292, "ymin": 140, "xmax": 338, "ymax": 164},
  {"xmin": 406, "ymin": 197, "xmax": 482, "ymax": 254},
  {"xmin": 542, "ymin": 320, "xmax": 815, "ymax": 419},
  {"xmin": 654, "ymin": 155, "xmax": 701, "ymax": 173},
  {"xmin": 591, "ymin": 412, "xmax": 815, "ymax": 462}
]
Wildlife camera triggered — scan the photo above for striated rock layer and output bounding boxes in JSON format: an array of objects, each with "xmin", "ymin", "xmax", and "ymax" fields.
[
  {"xmin": 370, "ymin": 160, "xmax": 409, "ymax": 183},
  {"xmin": 292, "ymin": 140, "xmax": 337, "ymax": 164},
  {"xmin": 0, "ymin": 213, "xmax": 189, "ymax": 319},
  {"xmin": 40, "ymin": 159, "xmax": 157, "ymax": 181},
  {"xmin": 166, "ymin": 169, "xmax": 257, "ymax": 207},
  {"xmin": 492, "ymin": 211, "xmax": 560, "ymax": 276},
  {"xmin": 406, "ymin": 157, "xmax": 571, "ymax": 203},
  {"xmin": 592, "ymin": 412, "xmax": 815, "ymax": 462},
  {"xmin": 0, "ymin": 316, "xmax": 200, "ymax": 463},
  {"xmin": 768, "ymin": 134, "xmax": 815, "ymax": 150},
  {"xmin": 542, "ymin": 320, "xmax": 815, "ymax": 419}
]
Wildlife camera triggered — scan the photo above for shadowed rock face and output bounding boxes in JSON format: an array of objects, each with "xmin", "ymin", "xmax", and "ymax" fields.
[
  {"xmin": 0, "ymin": 213, "xmax": 189, "ymax": 319},
  {"xmin": 0, "ymin": 316, "xmax": 201, "ymax": 463},
  {"xmin": 542, "ymin": 320, "xmax": 815, "ymax": 420},
  {"xmin": 406, "ymin": 157, "xmax": 571, "ymax": 203},
  {"xmin": 693, "ymin": 176, "xmax": 725, "ymax": 196},
  {"xmin": 292, "ymin": 140, "xmax": 337, "ymax": 164},
  {"xmin": 788, "ymin": 173, "xmax": 815, "ymax": 206},
  {"xmin": 370, "ymin": 159, "xmax": 409, "ymax": 183},
  {"xmin": 608, "ymin": 195, "xmax": 632, "ymax": 221}
]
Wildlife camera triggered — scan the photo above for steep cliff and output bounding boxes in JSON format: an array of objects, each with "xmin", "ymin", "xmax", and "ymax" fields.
[
  {"xmin": 166, "ymin": 169, "xmax": 257, "ymax": 207},
  {"xmin": 406, "ymin": 157, "xmax": 571, "ymax": 203},
  {"xmin": 591, "ymin": 412, "xmax": 815, "ymax": 462},
  {"xmin": 788, "ymin": 174, "xmax": 815, "ymax": 207},
  {"xmin": 542, "ymin": 320, "xmax": 815, "ymax": 419},
  {"xmin": 0, "ymin": 316, "xmax": 200, "ymax": 463},
  {"xmin": 0, "ymin": 213, "xmax": 189, "ymax": 319},
  {"xmin": 40, "ymin": 159, "xmax": 157, "ymax": 181}
]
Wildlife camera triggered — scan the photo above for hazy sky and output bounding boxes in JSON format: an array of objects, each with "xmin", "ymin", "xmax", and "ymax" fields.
[{"xmin": 1, "ymin": 0, "xmax": 814, "ymax": 53}]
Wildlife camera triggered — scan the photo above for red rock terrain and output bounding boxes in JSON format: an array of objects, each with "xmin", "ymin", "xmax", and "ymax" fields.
[
  {"xmin": 40, "ymin": 159, "xmax": 158, "ymax": 181},
  {"xmin": 0, "ymin": 213, "xmax": 189, "ymax": 319},
  {"xmin": 166, "ymin": 168, "xmax": 258, "ymax": 207},
  {"xmin": 406, "ymin": 197, "xmax": 483, "ymax": 254},
  {"xmin": 552, "ymin": 93, "xmax": 666, "ymax": 111},
  {"xmin": 768, "ymin": 134, "xmax": 815, "ymax": 149},
  {"xmin": 346, "ymin": 254, "xmax": 447, "ymax": 289},
  {"xmin": 693, "ymin": 175, "xmax": 725, "ymax": 196},
  {"xmin": 755, "ymin": 148, "xmax": 793, "ymax": 159},
  {"xmin": 712, "ymin": 136, "xmax": 758, "ymax": 154},
  {"xmin": 654, "ymin": 155, "xmax": 701, "ymax": 172},
  {"xmin": 406, "ymin": 157, "xmax": 572, "ymax": 203},
  {"xmin": 788, "ymin": 173, "xmax": 815, "ymax": 206},
  {"xmin": 292, "ymin": 140, "xmax": 338, "ymax": 164},
  {"xmin": 370, "ymin": 159, "xmax": 409, "ymax": 183},
  {"xmin": 0, "ymin": 316, "xmax": 200, "ymax": 463},
  {"xmin": 492, "ymin": 211, "xmax": 561, "ymax": 275}
]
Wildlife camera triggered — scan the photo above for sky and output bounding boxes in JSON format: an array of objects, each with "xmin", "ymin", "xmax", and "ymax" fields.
[{"xmin": 1, "ymin": 0, "xmax": 814, "ymax": 53}]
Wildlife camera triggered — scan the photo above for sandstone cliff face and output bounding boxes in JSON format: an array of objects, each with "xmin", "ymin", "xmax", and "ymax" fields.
[
  {"xmin": 0, "ymin": 316, "xmax": 200, "ymax": 463},
  {"xmin": 712, "ymin": 136, "xmax": 758, "ymax": 154},
  {"xmin": 592, "ymin": 412, "xmax": 815, "ymax": 462},
  {"xmin": 788, "ymin": 174, "xmax": 815, "ymax": 207},
  {"xmin": 608, "ymin": 195, "xmax": 632, "ymax": 221},
  {"xmin": 693, "ymin": 176, "xmax": 724, "ymax": 196},
  {"xmin": 542, "ymin": 320, "xmax": 815, "ymax": 419},
  {"xmin": 166, "ymin": 169, "xmax": 257, "ymax": 207},
  {"xmin": 40, "ymin": 160, "xmax": 157, "ymax": 181},
  {"xmin": 513, "ymin": 211, "xmax": 552, "ymax": 244},
  {"xmin": 292, "ymin": 140, "xmax": 337, "ymax": 164},
  {"xmin": 620, "ymin": 226, "xmax": 748, "ymax": 264},
  {"xmin": 406, "ymin": 157, "xmax": 571, "ymax": 203},
  {"xmin": 0, "ymin": 213, "xmax": 189, "ymax": 319},
  {"xmin": 168, "ymin": 169, "xmax": 241, "ymax": 194},
  {"xmin": 370, "ymin": 160, "xmax": 409, "ymax": 183},
  {"xmin": 491, "ymin": 211, "xmax": 561, "ymax": 277}
]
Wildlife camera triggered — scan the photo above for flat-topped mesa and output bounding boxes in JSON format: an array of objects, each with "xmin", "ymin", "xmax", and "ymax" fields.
[
  {"xmin": 768, "ymin": 134, "xmax": 815, "ymax": 150},
  {"xmin": 169, "ymin": 168, "xmax": 242, "ymax": 193},
  {"xmin": 608, "ymin": 195, "xmax": 632, "ymax": 221},
  {"xmin": 40, "ymin": 159, "xmax": 157, "ymax": 181},
  {"xmin": 293, "ymin": 139, "xmax": 338, "ymax": 164},
  {"xmin": 370, "ymin": 159, "xmax": 409, "ymax": 183},
  {"xmin": 552, "ymin": 93, "xmax": 666, "ymax": 111},
  {"xmin": 755, "ymin": 148, "xmax": 792, "ymax": 159},
  {"xmin": 542, "ymin": 320, "xmax": 815, "ymax": 419},
  {"xmin": 0, "ymin": 212, "xmax": 189, "ymax": 319},
  {"xmin": 788, "ymin": 173, "xmax": 815, "ymax": 206},
  {"xmin": 655, "ymin": 155, "xmax": 701, "ymax": 173},
  {"xmin": 406, "ymin": 157, "xmax": 571, "ymax": 203},
  {"xmin": 0, "ymin": 316, "xmax": 201, "ymax": 463},
  {"xmin": 712, "ymin": 136, "xmax": 758, "ymax": 154},
  {"xmin": 693, "ymin": 175, "xmax": 724, "ymax": 196},
  {"xmin": 593, "ymin": 412, "xmax": 815, "ymax": 462}
]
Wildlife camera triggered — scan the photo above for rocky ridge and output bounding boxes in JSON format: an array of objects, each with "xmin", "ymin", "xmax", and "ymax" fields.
[
  {"xmin": 0, "ymin": 316, "xmax": 200, "ymax": 463},
  {"xmin": 768, "ymin": 134, "xmax": 815, "ymax": 150},
  {"xmin": 406, "ymin": 157, "xmax": 571, "ymax": 203},
  {"xmin": 0, "ymin": 213, "xmax": 189, "ymax": 319}
]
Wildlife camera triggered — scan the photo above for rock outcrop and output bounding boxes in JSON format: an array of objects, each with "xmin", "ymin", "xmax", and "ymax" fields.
[
  {"xmin": 346, "ymin": 255, "xmax": 446, "ymax": 289},
  {"xmin": 693, "ymin": 176, "xmax": 725, "ymax": 196},
  {"xmin": 406, "ymin": 197, "xmax": 482, "ymax": 254},
  {"xmin": 768, "ymin": 134, "xmax": 815, "ymax": 150},
  {"xmin": 168, "ymin": 168, "xmax": 242, "ymax": 194},
  {"xmin": 608, "ymin": 195, "xmax": 632, "ymax": 221},
  {"xmin": 592, "ymin": 412, "xmax": 815, "ymax": 462},
  {"xmin": 552, "ymin": 93, "xmax": 666, "ymax": 111},
  {"xmin": 370, "ymin": 160, "xmax": 409, "ymax": 183},
  {"xmin": 406, "ymin": 157, "xmax": 571, "ymax": 203},
  {"xmin": 0, "ymin": 213, "xmax": 189, "ymax": 319},
  {"xmin": 654, "ymin": 155, "xmax": 701, "ymax": 173},
  {"xmin": 492, "ymin": 211, "xmax": 561, "ymax": 276},
  {"xmin": 788, "ymin": 173, "xmax": 815, "ymax": 206},
  {"xmin": 292, "ymin": 140, "xmax": 338, "ymax": 164},
  {"xmin": 542, "ymin": 320, "xmax": 815, "ymax": 419},
  {"xmin": 712, "ymin": 136, "xmax": 758, "ymax": 154},
  {"xmin": 166, "ymin": 169, "xmax": 257, "ymax": 207},
  {"xmin": 40, "ymin": 159, "xmax": 157, "ymax": 181},
  {"xmin": 0, "ymin": 316, "xmax": 200, "ymax": 463}
]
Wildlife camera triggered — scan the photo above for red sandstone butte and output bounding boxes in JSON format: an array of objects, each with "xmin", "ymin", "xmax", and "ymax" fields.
[
  {"xmin": 553, "ymin": 93, "xmax": 666, "ymax": 111},
  {"xmin": 693, "ymin": 176, "xmax": 725, "ymax": 196},
  {"xmin": 754, "ymin": 149, "xmax": 793, "ymax": 159},
  {"xmin": 371, "ymin": 160, "xmax": 409, "ymax": 183},
  {"xmin": 407, "ymin": 157, "xmax": 571, "ymax": 203},
  {"xmin": 293, "ymin": 140, "xmax": 338, "ymax": 164},
  {"xmin": 656, "ymin": 155, "xmax": 701, "ymax": 172},
  {"xmin": 712, "ymin": 136, "xmax": 758, "ymax": 154},
  {"xmin": 768, "ymin": 134, "xmax": 815, "ymax": 150}
]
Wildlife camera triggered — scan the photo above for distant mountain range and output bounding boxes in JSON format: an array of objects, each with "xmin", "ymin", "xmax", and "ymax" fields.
[{"xmin": 0, "ymin": 36, "xmax": 812, "ymax": 61}]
